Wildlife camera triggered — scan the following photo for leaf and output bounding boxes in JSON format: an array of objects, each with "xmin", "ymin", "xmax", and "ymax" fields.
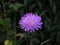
[
  {"xmin": 3, "ymin": 18, "xmax": 10, "ymax": 28},
  {"xmin": 0, "ymin": 17, "xmax": 9, "ymax": 30},
  {"xmin": 46, "ymin": 17, "xmax": 52, "ymax": 24},
  {"xmin": 52, "ymin": 3, "xmax": 56, "ymax": 14},
  {"xmin": 49, "ymin": 0, "xmax": 53, "ymax": 7},
  {"xmin": 49, "ymin": 0, "xmax": 56, "ymax": 14},
  {"xmin": 29, "ymin": 4, "xmax": 36, "ymax": 11},
  {"xmin": 40, "ymin": 10, "xmax": 47, "ymax": 16},
  {"xmin": 9, "ymin": 3, "xmax": 23, "ymax": 11},
  {"xmin": 24, "ymin": 0, "xmax": 28, "ymax": 8},
  {"xmin": 20, "ymin": 8, "xmax": 24, "ymax": 16},
  {"xmin": 4, "ymin": 40, "xmax": 13, "ymax": 45},
  {"xmin": 44, "ymin": 17, "xmax": 52, "ymax": 31},
  {"xmin": 51, "ymin": 25, "xmax": 58, "ymax": 31},
  {"xmin": 36, "ymin": 0, "xmax": 42, "ymax": 10},
  {"xmin": 41, "ymin": 39, "xmax": 51, "ymax": 45}
]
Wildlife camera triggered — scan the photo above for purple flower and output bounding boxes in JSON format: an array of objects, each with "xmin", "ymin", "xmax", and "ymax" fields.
[{"xmin": 19, "ymin": 13, "xmax": 43, "ymax": 32}]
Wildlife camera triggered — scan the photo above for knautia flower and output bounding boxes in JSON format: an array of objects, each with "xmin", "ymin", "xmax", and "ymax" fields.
[{"xmin": 19, "ymin": 13, "xmax": 43, "ymax": 32}]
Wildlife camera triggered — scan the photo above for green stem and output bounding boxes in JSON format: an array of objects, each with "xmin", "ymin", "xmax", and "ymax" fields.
[
  {"xmin": 14, "ymin": 13, "xmax": 16, "ymax": 45},
  {"xmin": 2, "ymin": 0, "xmax": 6, "ymax": 17}
]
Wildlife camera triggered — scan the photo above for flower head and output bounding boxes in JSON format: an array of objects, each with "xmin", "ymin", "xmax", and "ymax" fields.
[{"xmin": 19, "ymin": 13, "xmax": 43, "ymax": 32}]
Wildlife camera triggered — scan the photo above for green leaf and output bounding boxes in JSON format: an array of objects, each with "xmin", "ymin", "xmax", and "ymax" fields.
[
  {"xmin": 36, "ymin": 0, "xmax": 42, "ymax": 10},
  {"xmin": 44, "ymin": 17, "xmax": 52, "ymax": 31},
  {"xmin": 51, "ymin": 25, "xmax": 58, "ymax": 31},
  {"xmin": 29, "ymin": 4, "xmax": 36, "ymax": 11},
  {"xmin": 3, "ymin": 18, "xmax": 10, "ymax": 28},
  {"xmin": 9, "ymin": 3, "xmax": 23, "ymax": 11},
  {"xmin": 0, "ymin": 17, "xmax": 9, "ymax": 30},
  {"xmin": 53, "ymin": 3, "xmax": 56, "ymax": 14},
  {"xmin": 49, "ymin": 0, "xmax": 53, "ymax": 7},
  {"xmin": 4, "ymin": 40, "xmax": 13, "ymax": 45},
  {"xmin": 40, "ymin": 10, "xmax": 47, "ymax": 16},
  {"xmin": 41, "ymin": 39, "xmax": 51, "ymax": 45},
  {"xmin": 49, "ymin": 0, "xmax": 56, "ymax": 14},
  {"xmin": 24, "ymin": 0, "xmax": 28, "ymax": 8},
  {"xmin": 20, "ymin": 8, "xmax": 24, "ymax": 16}
]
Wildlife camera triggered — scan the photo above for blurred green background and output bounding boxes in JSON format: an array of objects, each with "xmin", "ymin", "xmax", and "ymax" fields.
[{"xmin": 0, "ymin": 0, "xmax": 60, "ymax": 45}]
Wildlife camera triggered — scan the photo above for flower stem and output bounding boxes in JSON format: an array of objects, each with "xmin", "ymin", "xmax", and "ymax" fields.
[
  {"xmin": 2, "ymin": 0, "xmax": 7, "ymax": 17},
  {"xmin": 13, "ymin": 13, "xmax": 16, "ymax": 45}
]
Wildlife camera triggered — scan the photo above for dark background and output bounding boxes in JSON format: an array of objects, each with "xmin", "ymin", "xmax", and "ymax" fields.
[{"xmin": 0, "ymin": 0, "xmax": 60, "ymax": 45}]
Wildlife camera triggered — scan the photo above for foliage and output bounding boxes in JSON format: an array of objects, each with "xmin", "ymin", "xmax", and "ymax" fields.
[{"xmin": 0, "ymin": 0, "xmax": 60, "ymax": 45}]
